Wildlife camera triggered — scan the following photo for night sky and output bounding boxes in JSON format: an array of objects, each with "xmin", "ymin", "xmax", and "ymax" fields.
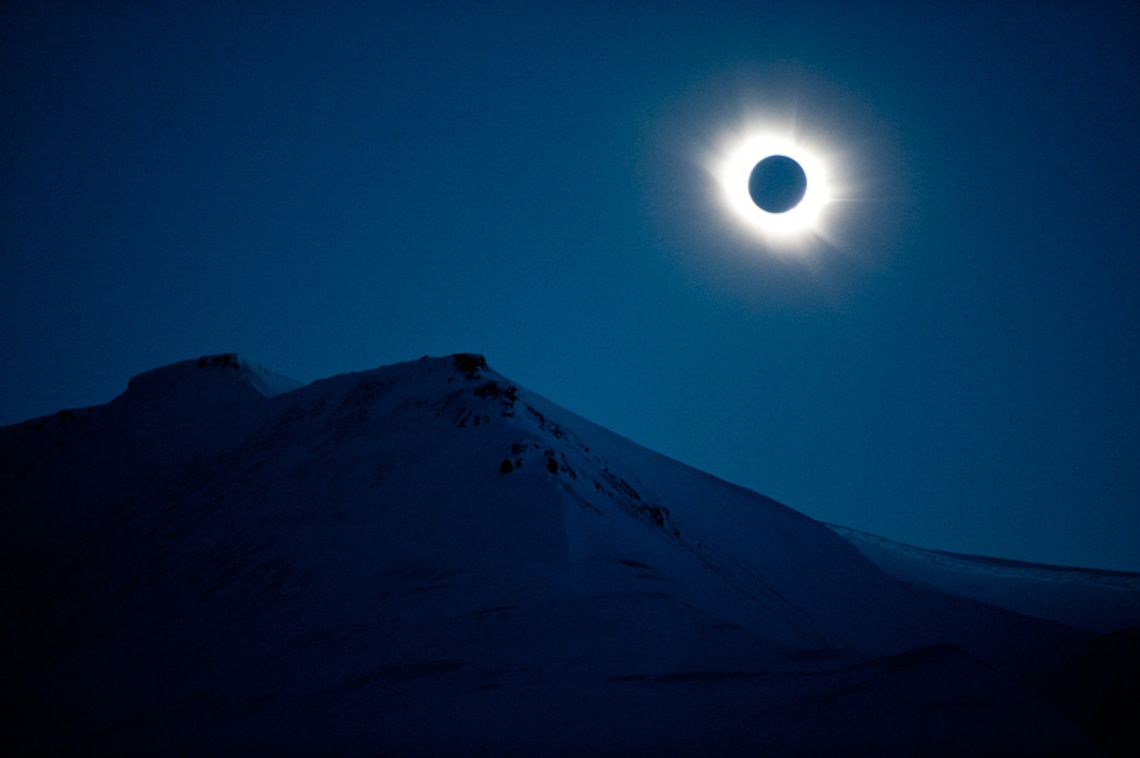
[{"xmin": 3, "ymin": 2, "xmax": 1138, "ymax": 571}]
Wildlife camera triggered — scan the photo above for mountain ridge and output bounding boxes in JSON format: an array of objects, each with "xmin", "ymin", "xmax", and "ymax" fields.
[{"xmin": 828, "ymin": 523, "xmax": 1140, "ymax": 634}]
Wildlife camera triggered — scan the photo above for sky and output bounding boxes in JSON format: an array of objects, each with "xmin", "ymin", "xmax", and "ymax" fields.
[{"xmin": 2, "ymin": 1, "xmax": 1138, "ymax": 571}]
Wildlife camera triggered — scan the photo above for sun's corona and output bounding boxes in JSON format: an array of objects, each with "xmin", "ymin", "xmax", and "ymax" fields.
[{"xmin": 713, "ymin": 130, "xmax": 833, "ymax": 249}]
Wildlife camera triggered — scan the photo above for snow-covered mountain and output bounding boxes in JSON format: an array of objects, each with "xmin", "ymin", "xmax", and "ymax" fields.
[{"xmin": 2, "ymin": 353, "xmax": 1136, "ymax": 755}]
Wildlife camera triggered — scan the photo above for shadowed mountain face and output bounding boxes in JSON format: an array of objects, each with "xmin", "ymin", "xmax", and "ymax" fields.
[{"xmin": 2, "ymin": 354, "xmax": 1135, "ymax": 755}]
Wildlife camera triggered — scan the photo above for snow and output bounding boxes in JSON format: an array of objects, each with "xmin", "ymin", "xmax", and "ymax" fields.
[
  {"xmin": 2, "ymin": 352, "xmax": 1134, "ymax": 754},
  {"xmin": 828, "ymin": 523, "xmax": 1140, "ymax": 634},
  {"xmin": 121, "ymin": 352, "xmax": 302, "ymax": 402}
]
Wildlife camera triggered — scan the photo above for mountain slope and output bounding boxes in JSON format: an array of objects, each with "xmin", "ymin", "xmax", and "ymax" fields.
[
  {"xmin": 1, "ymin": 353, "xmax": 1130, "ymax": 754},
  {"xmin": 828, "ymin": 524, "xmax": 1140, "ymax": 634}
]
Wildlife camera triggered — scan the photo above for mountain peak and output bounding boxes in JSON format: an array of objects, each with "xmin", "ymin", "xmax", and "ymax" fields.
[
  {"xmin": 450, "ymin": 352, "xmax": 489, "ymax": 379},
  {"xmin": 123, "ymin": 353, "xmax": 302, "ymax": 402}
]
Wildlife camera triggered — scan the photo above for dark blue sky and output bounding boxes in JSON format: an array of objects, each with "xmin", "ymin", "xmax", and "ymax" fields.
[{"xmin": 3, "ymin": 2, "xmax": 1138, "ymax": 570}]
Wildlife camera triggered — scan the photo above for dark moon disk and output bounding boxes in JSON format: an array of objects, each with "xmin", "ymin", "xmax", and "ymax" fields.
[{"xmin": 748, "ymin": 155, "xmax": 808, "ymax": 213}]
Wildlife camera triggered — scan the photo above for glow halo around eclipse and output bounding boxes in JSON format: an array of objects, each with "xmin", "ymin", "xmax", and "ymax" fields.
[{"xmin": 712, "ymin": 129, "xmax": 835, "ymax": 250}]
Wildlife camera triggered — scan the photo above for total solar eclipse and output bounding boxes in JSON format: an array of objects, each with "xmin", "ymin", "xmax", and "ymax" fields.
[
  {"xmin": 748, "ymin": 155, "xmax": 807, "ymax": 213},
  {"xmin": 710, "ymin": 127, "xmax": 834, "ymax": 247}
]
